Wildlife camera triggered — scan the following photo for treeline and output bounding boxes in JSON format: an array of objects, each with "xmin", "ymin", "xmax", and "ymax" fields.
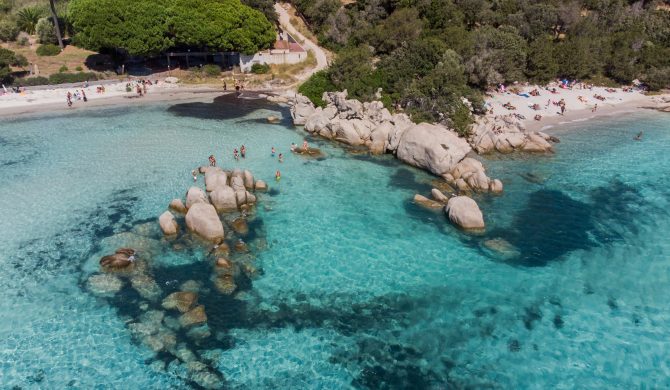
[
  {"xmin": 68, "ymin": 0, "xmax": 276, "ymax": 56},
  {"xmin": 296, "ymin": 0, "xmax": 670, "ymax": 133},
  {"xmin": 1, "ymin": 0, "xmax": 276, "ymax": 57}
]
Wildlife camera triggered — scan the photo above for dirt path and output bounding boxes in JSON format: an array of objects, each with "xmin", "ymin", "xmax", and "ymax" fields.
[{"xmin": 274, "ymin": 3, "xmax": 329, "ymax": 82}]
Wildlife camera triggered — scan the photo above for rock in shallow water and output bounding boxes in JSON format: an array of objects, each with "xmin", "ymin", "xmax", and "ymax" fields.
[
  {"xmin": 445, "ymin": 196, "xmax": 485, "ymax": 230},
  {"xmin": 86, "ymin": 274, "xmax": 123, "ymax": 296},
  {"xmin": 179, "ymin": 305, "xmax": 207, "ymax": 327},
  {"xmin": 169, "ymin": 199, "xmax": 187, "ymax": 214},
  {"xmin": 162, "ymin": 291, "xmax": 198, "ymax": 313},
  {"xmin": 185, "ymin": 203, "xmax": 224, "ymax": 243},
  {"xmin": 413, "ymin": 194, "xmax": 443, "ymax": 210},
  {"xmin": 159, "ymin": 211, "xmax": 178, "ymax": 236}
]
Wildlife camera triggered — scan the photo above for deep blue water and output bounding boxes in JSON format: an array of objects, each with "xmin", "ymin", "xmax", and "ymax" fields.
[{"xmin": 0, "ymin": 96, "xmax": 668, "ymax": 389}]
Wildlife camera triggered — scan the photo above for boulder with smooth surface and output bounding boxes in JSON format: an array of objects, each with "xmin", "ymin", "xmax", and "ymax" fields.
[
  {"xmin": 445, "ymin": 196, "xmax": 485, "ymax": 230},
  {"xmin": 159, "ymin": 211, "xmax": 178, "ymax": 236},
  {"xmin": 210, "ymin": 186, "xmax": 237, "ymax": 212},
  {"xmin": 185, "ymin": 203, "xmax": 224, "ymax": 242},
  {"xmin": 185, "ymin": 187, "xmax": 208, "ymax": 209},
  {"xmin": 396, "ymin": 123, "xmax": 472, "ymax": 176}
]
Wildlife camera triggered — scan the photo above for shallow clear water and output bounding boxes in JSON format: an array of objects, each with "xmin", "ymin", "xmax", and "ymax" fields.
[{"xmin": 0, "ymin": 97, "xmax": 668, "ymax": 389}]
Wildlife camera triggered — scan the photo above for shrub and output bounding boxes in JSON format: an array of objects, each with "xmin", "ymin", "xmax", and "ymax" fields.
[
  {"xmin": 11, "ymin": 76, "xmax": 49, "ymax": 86},
  {"xmin": 36, "ymin": 43, "xmax": 60, "ymax": 56},
  {"xmin": 75, "ymin": 66, "xmax": 83, "ymax": 71},
  {"xmin": 16, "ymin": 6, "xmax": 45, "ymax": 34},
  {"xmin": 298, "ymin": 70, "xmax": 336, "ymax": 108},
  {"xmin": 17, "ymin": 32, "xmax": 30, "ymax": 46},
  {"xmin": 0, "ymin": 17, "xmax": 19, "ymax": 42},
  {"xmin": 48, "ymin": 71, "xmax": 97, "ymax": 84},
  {"xmin": 0, "ymin": 0, "xmax": 12, "ymax": 13},
  {"xmin": 59, "ymin": 65, "xmax": 68, "ymax": 73},
  {"xmin": 644, "ymin": 67, "xmax": 670, "ymax": 91},
  {"xmin": 250, "ymin": 63, "xmax": 270, "ymax": 74},
  {"xmin": 203, "ymin": 64, "xmax": 221, "ymax": 77},
  {"xmin": 36, "ymin": 17, "xmax": 57, "ymax": 44}
]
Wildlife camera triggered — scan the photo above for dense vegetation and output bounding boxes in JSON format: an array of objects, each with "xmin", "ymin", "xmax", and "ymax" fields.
[
  {"xmin": 0, "ymin": 47, "xmax": 27, "ymax": 83},
  {"xmin": 67, "ymin": 0, "xmax": 276, "ymax": 56},
  {"xmin": 296, "ymin": 0, "xmax": 670, "ymax": 133}
]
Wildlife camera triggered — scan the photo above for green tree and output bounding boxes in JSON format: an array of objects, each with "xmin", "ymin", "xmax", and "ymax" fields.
[
  {"xmin": 466, "ymin": 25, "xmax": 528, "ymax": 87},
  {"xmin": 298, "ymin": 70, "xmax": 336, "ymax": 107},
  {"xmin": 0, "ymin": 16, "xmax": 19, "ymax": 42},
  {"xmin": 68, "ymin": 0, "xmax": 172, "ymax": 56},
  {"xmin": 526, "ymin": 36, "xmax": 559, "ymax": 83},
  {"xmin": 168, "ymin": 0, "xmax": 275, "ymax": 55},
  {"xmin": 240, "ymin": 0, "xmax": 277, "ymax": 24},
  {"xmin": 36, "ymin": 17, "xmax": 57, "ymax": 44},
  {"xmin": 0, "ymin": 47, "xmax": 27, "ymax": 83}
]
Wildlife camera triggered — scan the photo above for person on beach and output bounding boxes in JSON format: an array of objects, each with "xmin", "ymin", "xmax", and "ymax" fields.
[
  {"xmin": 592, "ymin": 104, "xmax": 598, "ymax": 112},
  {"xmin": 240, "ymin": 145, "xmax": 246, "ymax": 158},
  {"xmin": 223, "ymin": 80, "xmax": 227, "ymax": 91},
  {"xmin": 278, "ymin": 153, "xmax": 283, "ymax": 163},
  {"xmin": 82, "ymin": 90, "xmax": 88, "ymax": 102},
  {"xmin": 275, "ymin": 170, "xmax": 281, "ymax": 182},
  {"xmin": 66, "ymin": 92, "xmax": 72, "ymax": 107},
  {"xmin": 271, "ymin": 147, "xmax": 276, "ymax": 157}
]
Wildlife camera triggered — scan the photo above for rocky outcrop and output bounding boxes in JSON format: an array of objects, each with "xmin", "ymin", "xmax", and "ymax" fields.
[
  {"xmin": 210, "ymin": 186, "xmax": 237, "ymax": 212},
  {"xmin": 445, "ymin": 196, "xmax": 485, "ymax": 230},
  {"xmin": 204, "ymin": 168, "xmax": 228, "ymax": 192},
  {"xmin": 185, "ymin": 187, "xmax": 208, "ymax": 209},
  {"xmin": 469, "ymin": 116, "xmax": 558, "ymax": 154},
  {"xmin": 396, "ymin": 123, "xmax": 472, "ymax": 176},
  {"xmin": 290, "ymin": 94, "xmax": 316, "ymax": 125},
  {"xmin": 185, "ymin": 203, "xmax": 224, "ymax": 243},
  {"xmin": 159, "ymin": 211, "xmax": 178, "ymax": 236},
  {"xmin": 446, "ymin": 157, "xmax": 503, "ymax": 194},
  {"xmin": 431, "ymin": 188, "xmax": 449, "ymax": 203},
  {"xmin": 243, "ymin": 170, "xmax": 254, "ymax": 190},
  {"xmin": 179, "ymin": 305, "xmax": 207, "ymax": 327},
  {"xmin": 255, "ymin": 180, "xmax": 267, "ymax": 192}
]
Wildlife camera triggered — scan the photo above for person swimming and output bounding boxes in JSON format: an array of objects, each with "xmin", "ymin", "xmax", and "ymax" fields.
[
  {"xmin": 290, "ymin": 143, "xmax": 297, "ymax": 152},
  {"xmin": 233, "ymin": 149, "xmax": 239, "ymax": 160},
  {"xmin": 240, "ymin": 145, "xmax": 246, "ymax": 158},
  {"xmin": 275, "ymin": 170, "xmax": 281, "ymax": 181},
  {"xmin": 634, "ymin": 131, "xmax": 643, "ymax": 141},
  {"xmin": 278, "ymin": 153, "xmax": 283, "ymax": 163},
  {"xmin": 271, "ymin": 147, "xmax": 276, "ymax": 157}
]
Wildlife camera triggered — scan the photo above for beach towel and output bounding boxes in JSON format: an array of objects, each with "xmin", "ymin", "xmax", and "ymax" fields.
[{"xmin": 518, "ymin": 93, "xmax": 530, "ymax": 98}]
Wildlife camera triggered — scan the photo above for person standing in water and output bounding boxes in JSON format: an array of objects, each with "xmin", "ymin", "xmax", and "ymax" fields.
[
  {"xmin": 302, "ymin": 140, "xmax": 308, "ymax": 151},
  {"xmin": 290, "ymin": 143, "xmax": 297, "ymax": 152},
  {"xmin": 275, "ymin": 170, "xmax": 281, "ymax": 182},
  {"xmin": 240, "ymin": 145, "xmax": 246, "ymax": 159},
  {"xmin": 233, "ymin": 148, "xmax": 239, "ymax": 161},
  {"xmin": 278, "ymin": 153, "xmax": 283, "ymax": 163},
  {"xmin": 271, "ymin": 147, "xmax": 276, "ymax": 157}
]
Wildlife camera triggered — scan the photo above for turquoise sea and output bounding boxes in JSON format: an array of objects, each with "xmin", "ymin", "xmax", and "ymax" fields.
[{"xmin": 0, "ymin": 95, "xmax": 668, "ymax": 389}]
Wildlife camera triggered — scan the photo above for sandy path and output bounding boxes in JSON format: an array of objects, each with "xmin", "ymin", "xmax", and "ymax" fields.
[{"xmin": 274, "ymin": 2, "xmax": 328, "ymax": 82}]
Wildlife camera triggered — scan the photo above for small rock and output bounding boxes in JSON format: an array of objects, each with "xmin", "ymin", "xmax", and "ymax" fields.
[
  {"xmin": 169, "ymin": 199, "xmax": 187, "ymax": 214},
  {"xmin": 254, "ymin": 180, "xmax": 267, "ymax": 192},
  {"xmin": 413, "ymin": 194, "xmax": 443, "ymax": 209},
  {"xmin": 179, "ymin": 305, "xmax": 207, "ymax": 327},
  {"xmin": 431, "ymin": 188, "xmax": 449, "ymax": 203},
  {"xmin": 267, "ymin": 115, "xmax": 281, "ymax": 123},
  {"xmin": 86, "ymin": 274, "xmax": 124, "ymax": 296},
  {"xmin": 180, "ymin": 280, "xmax": 201, "ymax": 293},
  {"xmin": 130, "ymin": 274, "xmax": 162, "ymax": 301},
  {"xmin": 159, "ymin": 211, "xmax": 179, "ymax": 236},
  {"xmin": 234, "ymin": 239, "xmax": 249, "ymax": 253},
  {"xmin": 231, "ymin": 217, "xmax": 249, "ymax": 236},
  {"xmin": 162, "ymin": 291, "xmax": 198, "ymax": 313},
  {"xmin": 489, "ymin": 179, "xmax": 504, "ymax": 194},
  {"xmin": 214, "ymin": 274, "xmax": 237, "ymax": 295},
  {"xmin": 445, "ymin": 196, "xmax": 485, "ymax": 230}
]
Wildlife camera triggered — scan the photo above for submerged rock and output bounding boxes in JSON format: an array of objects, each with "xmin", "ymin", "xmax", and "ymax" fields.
[
  {"xmin": 231, "ymin": 217, "xmax": 249, "ymax": 236},
  {"xmin": 130, "ymin": 274, "xmax": 162, "ymax": 301},
  {"xmin": 185, "ymin": 203, "xmax": 224, "ymax": 243},
  {"xmin": 445, "ymin": 196, "xmax": 485, "ymax": 230},
  {"xmin": 162, "ymin": 291, "xmax": 198, "ymax": 313},
  {"xmin": 179, "ymin": 305, "xmax": 207, "ymax": 327},
  {"xmin": 483, "ymin": 238, "xmax": 520, "ymax": 259},
  {"xmin": 86, "ymin": 273, "xmax": 124, "ymax": 296},
  {"xmin": 254, "ymin": 180, "xmax": 267, "ymax": 192},
  {"xmin": 214, "ymin": 274, "xmax": 237, "ymax": 295}
]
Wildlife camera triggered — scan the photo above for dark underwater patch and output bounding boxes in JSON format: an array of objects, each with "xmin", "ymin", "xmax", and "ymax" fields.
[
  {"xmin": 168, "ymin": 93, "xmax": 290, "ymax": 121},
  {"xmin": 389, "ymin": 168, "xmax": 432, "ymax": 194}
]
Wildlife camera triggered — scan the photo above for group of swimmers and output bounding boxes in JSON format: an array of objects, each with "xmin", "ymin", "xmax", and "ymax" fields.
[{"xmin": 201, "ymin": 140, "xmax": 312, "ymax": 184}]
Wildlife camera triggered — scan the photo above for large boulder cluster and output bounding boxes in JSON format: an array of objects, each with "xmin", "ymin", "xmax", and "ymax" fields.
[
  {"xmin": 160, "ymin": 167, "xmax": 262, "ymax": 243},
  {"xmin": 469, "ymin": 116, "xmax": 558, "ymax": 154}
]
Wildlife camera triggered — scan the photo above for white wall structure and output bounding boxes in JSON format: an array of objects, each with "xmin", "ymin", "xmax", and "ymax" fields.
[{"xmin": 239, "ymin": 32, "xmax": 307, "ymax": 72}]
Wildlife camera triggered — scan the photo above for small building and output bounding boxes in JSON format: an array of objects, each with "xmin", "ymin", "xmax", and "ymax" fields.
[{"xmin": 239, "ymin": 30, "xmax": 307, "ymax": 72}]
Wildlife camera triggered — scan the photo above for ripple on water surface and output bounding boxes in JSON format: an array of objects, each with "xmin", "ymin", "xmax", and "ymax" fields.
[{"xmin": 0, "ymin": 102, "xmax": 669, "ymax": 388}]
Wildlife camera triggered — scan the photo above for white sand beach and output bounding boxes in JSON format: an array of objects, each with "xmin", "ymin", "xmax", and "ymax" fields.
[{"xmin": 484, "ymin": 83, "xmax": 668, "ymax": 132}]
